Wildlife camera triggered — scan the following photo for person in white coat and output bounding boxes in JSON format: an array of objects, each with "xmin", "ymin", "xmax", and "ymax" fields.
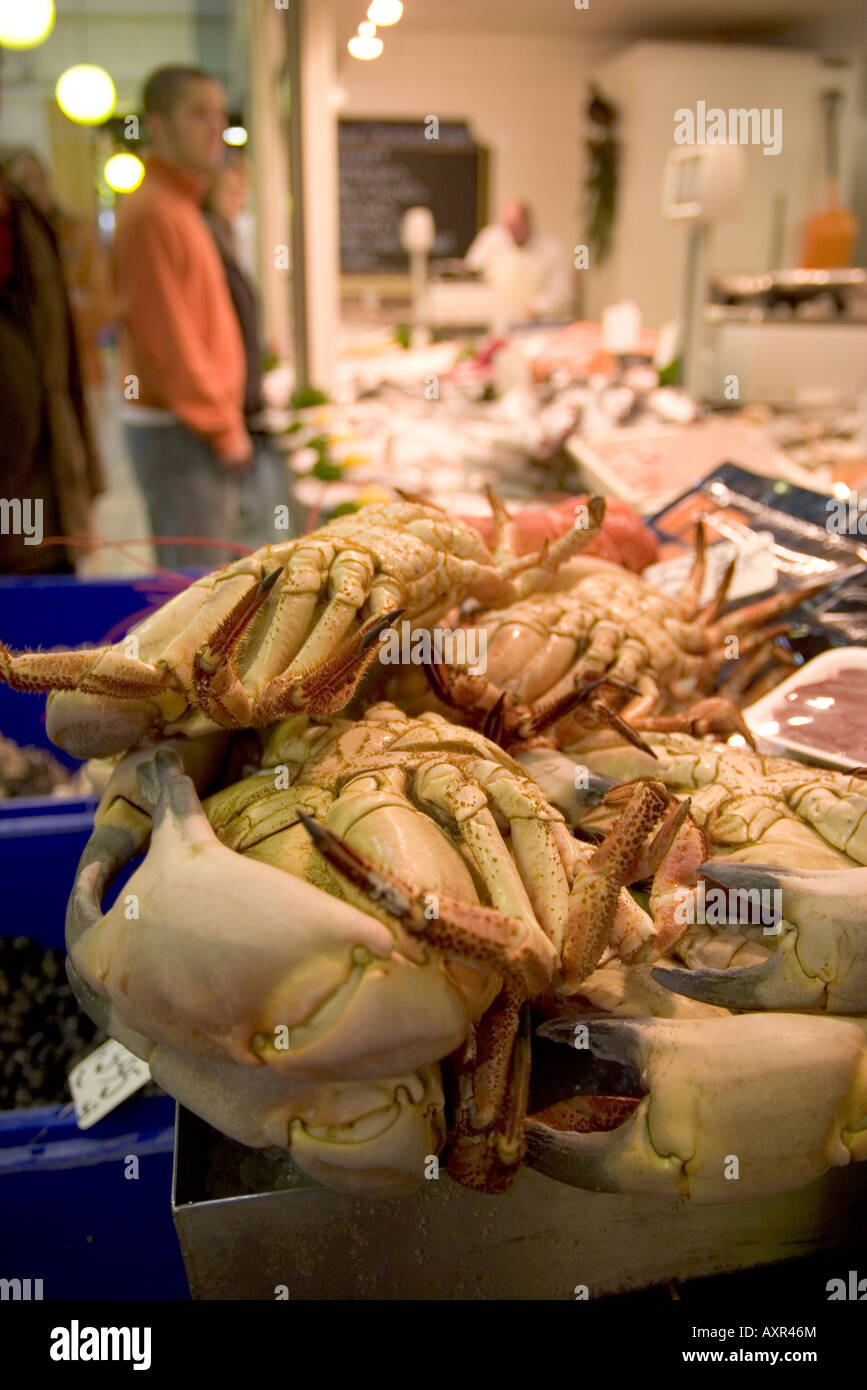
[{"xmin": 464, "ymin": 198, "xmax": 571, "ymax": 322}]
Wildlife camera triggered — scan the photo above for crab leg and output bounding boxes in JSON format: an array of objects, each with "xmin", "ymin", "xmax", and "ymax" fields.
[
  {"xmin": 716, "ymin": 636, "xmax": 797, "ymax": 702},
  {"xmin": 234, "ymin": 543, "xmax": 335, "ymax": 689},
  {"xmin": 503, "ymin": 607, "xmax": 597, "ymax": 705},
  {"xmin": 297, "ymin": 809, "xmax": 552, "ymax": 1194},
  {"xmin": 296, "ymin": 812, "xmax": 556, "ymax": 999},
  {"xmin": 559, "ymin": 781, "xmax": 672, "ymax": 987},
  {"xmin": 1, "ymin": 566, "xmax": 279, "ymax": 705},
  {"xmin": 0, "ymin": 639, "xmax": 179, "ymax": 698},
  {"xmin": 675, "ymin": 519, "xmax": 708, "ymax": 620},
  {"xmin": 645, "ymin": 814, "xmax": 707, "ymax": 957},
  {"xmin": 412, "ymin": 754, "xmax": 656, "ymax": 973},
  {"xmin": 281, "ymin": 549, "xmax": 376, "ymax": 671},
  {"xmin": 515, "ymin": 746, "xmax": 694, "ymax": 964},
  {"xmin": 624, "ymin": 695, "xmax": 757, "ymax": 746},
  {"xmin": 447, "ymin": 994, "xmax": 531, "ymax": 1193},
  {"xmin": 440, "ymin": 759, "xmax": 581, "ymax": 949},
  {"xmin": 243, "ymin": 609, "xmax": 402, "ymax": 721},
  {"xmin": 490, "ymin": 491, "xmax": 607, "ymax": 598},
  {"xmin": 193, "ymin": 551, "xmax": 393, "ymax": 724},
  {"xmin": 696, "ymin": 574, "xmax": 830, "ymax": 650},
  {"xmin": 411, "ymin": 762, "xmax": 543, "ymax": 921},
  {"xmin": 697, "ymin": 560, "xmax": 738, "ymax": 626}
]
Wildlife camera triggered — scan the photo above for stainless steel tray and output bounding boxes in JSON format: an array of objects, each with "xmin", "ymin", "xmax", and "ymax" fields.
[{"xmin": 172, "ymin": 1106, "xmax": 867, "ymax": 1300}]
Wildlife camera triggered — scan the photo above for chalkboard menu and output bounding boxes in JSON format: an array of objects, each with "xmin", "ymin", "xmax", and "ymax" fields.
[{"xmin": 338, "ymin": 119, "xmax": 487, "ymax": 274}]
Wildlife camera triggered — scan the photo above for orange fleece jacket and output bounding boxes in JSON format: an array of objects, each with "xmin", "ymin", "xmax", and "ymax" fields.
[{"xmin": 114, "ymin": 153, "xmax": 247, "ymax": 460}]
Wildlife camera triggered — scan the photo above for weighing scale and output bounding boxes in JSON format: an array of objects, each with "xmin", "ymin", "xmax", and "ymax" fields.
[
  {"xmin": 662, "ymin": 141, "xmax": 746, "ymax": 395},
  {"xmin": 663, "ymin": 144, "xmax": 867, "ymax": 406}
]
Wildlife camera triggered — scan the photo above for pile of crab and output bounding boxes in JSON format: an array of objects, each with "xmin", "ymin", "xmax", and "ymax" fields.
[{"xmin": 3, "ymin": 496, "xmax": 866, "ymax": 1203}]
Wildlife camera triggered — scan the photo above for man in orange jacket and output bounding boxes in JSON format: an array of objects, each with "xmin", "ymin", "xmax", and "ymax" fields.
[{"xmin": 115, "ymin": 66, "xmax": 251, "ymax": 568}]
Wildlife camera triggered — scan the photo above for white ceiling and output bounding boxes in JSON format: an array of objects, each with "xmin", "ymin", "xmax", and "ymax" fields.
[{"xmin": 337, "ymin": 0, "xmax": 863, "ymax": 42}]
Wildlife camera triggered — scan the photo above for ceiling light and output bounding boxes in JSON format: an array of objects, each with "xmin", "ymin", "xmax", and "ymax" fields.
[
  {"xmin": 104, "ymin": 152, "xmax": 145, "ymax": 193},
  {"xmin": 348, "ymin": 31, "xmax": 383, "ymax": 60},
  {"xmin": 56, "ymin": 64, "xmax": 116, "ymax": 125},
  {"xmin": 223, "ymin": 126, "xmax": 248, "ymax": 147},
  {"xmin": 367, "ymin": 0, "xmax": 403, "ymax": 24},
  {"xmin": 358, "ymin": 21, "xmax": 376, "ymax": 37},
  {"xmin": 0, "ymin": 0, "xmax": 54, "ymax": 48}
]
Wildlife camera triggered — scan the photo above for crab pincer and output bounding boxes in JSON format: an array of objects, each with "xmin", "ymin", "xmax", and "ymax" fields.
[
  {"xmin": 653, "ymin": 860, "xmax": 867, "ymax": 1014},
  {"xmin": 525, "ymin": 1011, "xmax": 867, "ymax": 1202}
]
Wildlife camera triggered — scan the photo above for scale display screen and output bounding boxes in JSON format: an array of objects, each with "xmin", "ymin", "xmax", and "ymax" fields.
[
  {"xmin": 673, "ymin": 154, "xmax": 703, "ymax": 208},
  {"xmin": 663, "ymin": 144, "xmax": 745, "ymax": 223}
]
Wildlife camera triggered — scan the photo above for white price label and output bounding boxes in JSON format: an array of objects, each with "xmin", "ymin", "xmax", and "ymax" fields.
[{"xmin": 68, "ymin": 1039, "xmax": 151, "ymax": 1130}]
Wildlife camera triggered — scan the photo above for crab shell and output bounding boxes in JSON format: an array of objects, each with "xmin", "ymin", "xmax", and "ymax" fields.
[{"xmin": 66, "ymin": 748, "xmax": 496, "ymax": 1195}]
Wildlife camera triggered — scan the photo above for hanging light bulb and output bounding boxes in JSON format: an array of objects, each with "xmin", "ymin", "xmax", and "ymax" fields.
[
  {"xmin": 56, "ymin": 64, "xmax": 117, "ymax": 125},
  {"xmin": 367, "ymin": 0, "xmax": 403, "ymax": 25},
  {"xmin": 223, "ymin": 126, "xmax": 248, "ymax": 147},
  {"xmin": 104, "ymin": 152, "xmax": 145, "ymax": 193},
  {"xmin": 0, "ymin": 0, "xmax": 55, "ymax": 49},
  {"xmin": 348, "ymin": 21, "xmax": 383, "ymax": 60}
]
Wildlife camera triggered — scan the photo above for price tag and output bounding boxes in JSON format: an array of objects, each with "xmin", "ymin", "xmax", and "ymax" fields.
[{"xmin": 68, "ymin": 1039, "xmax": 151, "ymax": 1130}]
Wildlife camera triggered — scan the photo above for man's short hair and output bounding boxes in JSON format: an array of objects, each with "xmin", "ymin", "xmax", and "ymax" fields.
[{"xmin": 143, "ymin": 66, "xmax": 215, "ymax": 117}]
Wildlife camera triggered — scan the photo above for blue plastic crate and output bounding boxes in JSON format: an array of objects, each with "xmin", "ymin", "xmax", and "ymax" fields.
[
  {"xmin": 0, "ymin": 570, "xmax": 192, "ymax": 767},
  {"xmin": 0, "ymin": 1096, "xmax": 188, "ymax": 1300},
  {"xmin": 0, "ymin": 570, "xmax": 194, "ymax": 936},
  {"xmin": 0, "ymin": 574, "xmax": 197, "ymax": 1299},
  {"xmin": 1, "ymin": 879, "xmax": 188, "ymax": 1298},
  {"xmin": 1, "ymin": 896, "xmax": 188, "ymax": 1298},
  {"xmin": 0, "ymin": 798, "xmax": 98, "ymax": 948}
]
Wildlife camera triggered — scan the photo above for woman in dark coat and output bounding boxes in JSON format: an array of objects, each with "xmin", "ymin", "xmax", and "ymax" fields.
[{"xmin": 0, "ymin": 168, "xmax": 103, "ymax": 574}]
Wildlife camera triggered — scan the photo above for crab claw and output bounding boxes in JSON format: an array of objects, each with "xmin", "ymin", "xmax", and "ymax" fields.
[
  {"xmin": 653, "ymin": 862, "xmax": 867, "ymax": 1014},
  {"xmin": 144, "ymin": 1046, "xmax": 448, "ymax": 1198},
  {"xmin": 525, "ymin": 1012, "xmax": 867, "ymax": 1202},
  {"xmin": 66, "ymin": 750, "xmax": 495, "ymax": 1080}
]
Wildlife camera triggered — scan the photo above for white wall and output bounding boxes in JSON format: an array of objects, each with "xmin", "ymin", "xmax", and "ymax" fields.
[
  {"xmin": 338, "ymin": 28, "xmax": 606, "ymax": 296},
  {"xmin": 584, "ymin": 41, "xmax": 861, "ymax": 329}
]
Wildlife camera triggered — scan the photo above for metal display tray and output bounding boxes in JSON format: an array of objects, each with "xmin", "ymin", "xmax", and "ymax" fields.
[{"xmin": 172, "ymin": 1106, "xmax": 867, "ymax": 1301}]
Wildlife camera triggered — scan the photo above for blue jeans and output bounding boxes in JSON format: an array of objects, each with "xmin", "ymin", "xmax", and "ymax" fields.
[
  {"xmin": 124, "ymin": 421, "xmax": 241, "ymax": 570},
  {"xmin": 237, "ymin": 436, "xmax": 294, "ymax": 550}
]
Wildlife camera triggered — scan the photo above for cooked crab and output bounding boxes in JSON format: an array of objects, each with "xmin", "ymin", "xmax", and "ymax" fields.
[
  {"xmin": 407, "ymin": 525, "xmax": 823, "ymax": 748},
  {"xmin": 0, "ymin": 498, "xmax": 605, "ymax": 760},
  {"xmin": 65, "ymin": 705, "xmax": 687, "ymax": 1195}
]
